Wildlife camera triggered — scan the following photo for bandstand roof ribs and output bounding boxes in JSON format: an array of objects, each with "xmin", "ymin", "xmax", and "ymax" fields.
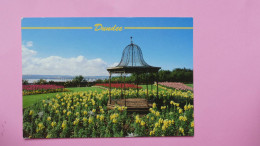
[{"xmin": 107, "ymin": 37, "xmax": 161, "ymax": 73}]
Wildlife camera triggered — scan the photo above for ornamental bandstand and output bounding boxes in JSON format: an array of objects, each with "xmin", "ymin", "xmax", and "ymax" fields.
[{"xmin": 107, "ymin": 37, "xmax": 161, "ymax": 112}]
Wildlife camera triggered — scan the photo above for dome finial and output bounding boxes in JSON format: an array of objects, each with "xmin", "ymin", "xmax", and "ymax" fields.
[{"xmin": 130, "ymin": 36, "xmax": 133, "ymax": 44}]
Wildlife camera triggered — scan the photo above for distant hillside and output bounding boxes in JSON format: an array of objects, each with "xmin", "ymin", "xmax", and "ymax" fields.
[{"xmin": 22, "ymin": 75, "xmax": 109, "ymax": 79}]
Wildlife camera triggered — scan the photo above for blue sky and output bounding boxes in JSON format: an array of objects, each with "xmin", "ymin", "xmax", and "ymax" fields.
[{"xmin": 22, "ymin": 18, "xmax": 193, "ymax": 76}]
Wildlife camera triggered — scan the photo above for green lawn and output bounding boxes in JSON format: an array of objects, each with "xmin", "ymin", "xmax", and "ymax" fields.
[
  {"xmin": 23, "ymin": 87, "xmax": 104, "ymax": 109},
  {"xmin": 66, "ymin": 87, "xmax": 104, "ymax": 92},
  {"xmin": 185, "ymin": 84, "xmax": 193, "ymax": 88},
  {"xmin": 139, "ymin": 85, "xmax": 167, "ymax": 91}
]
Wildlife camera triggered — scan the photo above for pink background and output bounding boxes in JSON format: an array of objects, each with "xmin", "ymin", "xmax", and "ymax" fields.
[{"xmin": 1, "ymin": 0, "xmax": 260, "ymax": 145}]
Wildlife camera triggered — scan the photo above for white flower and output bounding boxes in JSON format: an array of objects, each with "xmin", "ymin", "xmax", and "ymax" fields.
[
  {"xmin": 88, "ymin": 111, "xmax": 94, "ymax": 116},
  {"xmin": 126, "ymin": 133, "xmax": 138, "ymax": 137},
  {"xmin": 38, "ymin": 111, "xmax": 44, "ymax": 118}
]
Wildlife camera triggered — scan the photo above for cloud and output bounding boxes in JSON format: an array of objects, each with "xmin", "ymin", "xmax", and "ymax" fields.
[
  {"xmin": 26, "ymin": 41, "xmax": 33, "ymax": 47},
  {"xmin": 22, "ymin": 42, "xmax": 114, "ymax": 76}
]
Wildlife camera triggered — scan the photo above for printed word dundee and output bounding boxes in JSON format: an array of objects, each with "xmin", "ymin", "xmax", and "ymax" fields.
[{"xmin": 94, "ymin": 24, "xmax": 123, "ymax": 31}]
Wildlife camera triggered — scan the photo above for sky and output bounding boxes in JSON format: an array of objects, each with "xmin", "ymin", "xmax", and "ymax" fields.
[{"xmin": 22, "ymin": 17, "xmax": 193, "ymax": 76}]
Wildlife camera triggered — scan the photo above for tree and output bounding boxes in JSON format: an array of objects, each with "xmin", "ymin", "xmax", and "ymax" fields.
[
  {"xmin": 36, "ymin": 79, "xmax": 47, "ymax": 85},
  {"xmin": 22, "ymin": 80, "xmax": 29, "ymax": 85},
  {"xmin": 72, "ymin": 75, "xmax": 85, "ymax": 87}
]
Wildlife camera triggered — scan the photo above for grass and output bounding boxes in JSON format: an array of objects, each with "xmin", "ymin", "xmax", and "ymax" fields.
[
  {"xmin": 66, "ymin": 87, "xmax": 104, "ymax": 92},
  {"xmin": 23, "ymin": 87, "xmax": 104, "ymax": 109},
  {"xmin": 185, "ymin": 84, "xmax": 193, "ymax": 88},
  {"xmin": 139, "ymin": 85, "xmax": 167, "ymax": 91}
]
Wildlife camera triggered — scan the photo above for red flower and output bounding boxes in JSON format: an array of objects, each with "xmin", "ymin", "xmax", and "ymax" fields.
[{"xmin": 23, "ymin": 85, "xmax": 65, "ymax": 91}]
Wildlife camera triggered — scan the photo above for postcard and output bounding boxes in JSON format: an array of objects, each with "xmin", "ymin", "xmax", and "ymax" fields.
[{"xmin": 22, "ymin": 17, "xmax": 193, "ymax": 138}]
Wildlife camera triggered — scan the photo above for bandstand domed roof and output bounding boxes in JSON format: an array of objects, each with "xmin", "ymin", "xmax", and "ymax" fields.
[
  {"xmin": 107, "ymin": 37, "xmax": 161, "ymax": 73},
  {"xmin": 117, "ymin": 37, "xmax": 151, "ymax": 67}
]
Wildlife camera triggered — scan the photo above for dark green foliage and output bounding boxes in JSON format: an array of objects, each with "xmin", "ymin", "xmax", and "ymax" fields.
[
  {"xmin": 22, "ymin": 80, "xmax": 29, "ymax": 85},
  {"xmin": 100, "ymin": 68, "xmax": 193, "ymax": 84},
  {"xmin": 35, "ymin": 79, "xmax": 48, "ymax": 85},
  {"xmin": 72, "ymin": 75, "xmax": 85, "ymax": 86}
]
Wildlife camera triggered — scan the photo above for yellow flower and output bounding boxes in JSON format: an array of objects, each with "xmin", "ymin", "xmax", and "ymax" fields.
[
  {"xmin": 155, "ymin": 111, "xmax": 160, "ymax": 117},
  {"xmin": 73, "ymin": 118, "xmax": 80, "ymax": 125},
  {"xmin": 161, "ymin": 106, "xmax": 166, "ymax": 110},
  {"xmin": 51, "ymin": 121, "xmax": 56, "ymax": 127},
  {"xmin": 42, "ymin": 100, "xmax": 45, "ymax": 103},
  {"xmin": 149, "ymin": 130, "xmax": 155, "ymax": 136},
  {"xmin": 140, "ymin": 121, "xmax": 145, "ymax": 126},
  {"xmin": 162, "ymin": 125, "xmax": 166, "ymax": 131},
  {"xmin": 67, "ymin": 111, "xmax": 72, "ymax": 116},
  {"xmin": 100, "ymin": 115, "xmax": 104, "ymax": 121},
  {"xmin": 100, "ymin": 108, "xmax": 104, "ymax": 114},
  {"xmin": 191, "ymin": 121, "xmax": 194, "ymax": 128},
  {"xmin": 92, "ymin": 109, "xmax": 96, "ymax": 113},
  {"xmin": 96, "ymin": 114, "xmax": 100, "ymax": 119},
  {"xmin": 63, "ymin": 109, "xmax": 66, "ymax": 114},
  {"xmin": 188, "ymin": 104, "xmax": 192, "ymax": 109},
  {"xmin": 179, "ymin": 127, "xmax": 184, "ymax": 134},
  {"xmin": 55, "ymin": 110, "xmax": 59, "ymax": 114},
  {"xmin": 92, "ymin": 100, "xmax": 95, "ymax": 106},
  {"xmin": 152, "ymin": 103, "xmax": 156, "ymax": 108},
  {"xmin": 88, "ymin": 117, "xmax": 93, "ymax": 124},
  {"xmin": 36, "ymin": 123, "xmax": 45, "ymax": 132},
  {"xmin": 135, "ymin": 115, "xmax": 140, "ymax": 123},
  {"xmin": 38, "ymin": 123, "xmax": 44, "ymax": 128},
  {"xmin": 29, "ymin": 110, "xmax": 34, "ymax": 115},
  {"xmin": 179, "ymin": 109, "xmax": 183, "ymax": 114},
  {"xmin": 62, "ymin": 120, "xmax": 67, "ymax": 129},
  {"xmin": 173, "ymin": 103, "xmax": 180, "ymax": 107},
  {"xmin": 159, "ymin": 118, "xmax": 163, "ymax": 124},
  {"xmin": 47, "ymin": 117, "xmax": 51, "ymax": 121},
  {"xmin": 76, "ymin": 112, "xmax": 80, "ymax": 116},
  {"xmin": 116, "ymin": 106, "xmax": 127, "ymax": 111},
  {"xmin": 112, "ymin": 118, "xmax": 117, "ymax": 123},
  {"xmin": 83, "ymin": 110, "xmax": 88, "ymax": 115},
  {"xmin": 83, "ymin": 117, "xmax": 88, "ymax": 122},
  {"xmin": 170, "ymin": 101, "xmax": 174, "ymax": 105},
  {"xmin": 184, "ymin": 105, "xmax": 188, "ymax": 111},
  {"xmin": 110, "ymin": 113, "xmax": 119, "ymax": 121},
  {"xmin": 179, "ymin": 116, "xmax": 187, "ymax": 122},
  {"xmin": 155, "ymin": 122, "xmax": 159, "ymax": 128},
  {"xmin": 163, "ymin": 119, "xmax": 170, "ymax": 127}
]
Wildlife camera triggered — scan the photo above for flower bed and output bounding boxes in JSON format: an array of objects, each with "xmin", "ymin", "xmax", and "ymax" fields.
[
  {"xmin": 95, "ymin": 83, "xmax": 142, "ymax": 89},
  {"xmin": 23, "ymin": 85, "xmax": 69, "ymax": 95},
  {"xmin": 158, "ymin": 82, "xmax": 193, "ymax": 91},
  {"xmin": 23, "ymin": 89, "xmax": 194, "ymax": 138}
]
